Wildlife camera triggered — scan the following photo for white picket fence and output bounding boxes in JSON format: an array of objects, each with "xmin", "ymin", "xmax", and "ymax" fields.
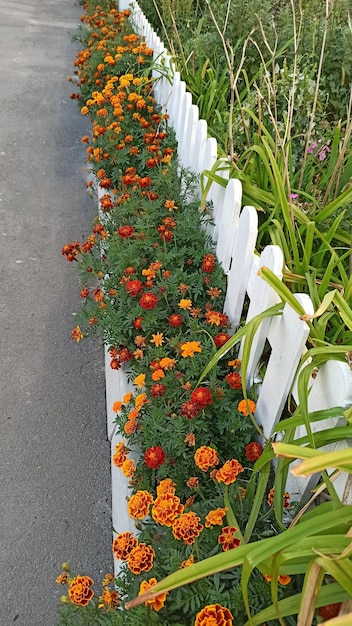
[{"xmin": 105, "ymin": 0, "xmax": 352, "ymax": 570}]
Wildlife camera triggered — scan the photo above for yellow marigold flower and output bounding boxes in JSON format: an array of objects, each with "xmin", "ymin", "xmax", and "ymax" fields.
[
  {"xmin": 195, "ymin": 604, "xmax": 233, "ymax": 625},
  {"xmin": 215, "ymin": 459, "xmax": 244, "ymax": 485},
  {"xmin": 121, "ymin": 459, "xmax": 136, "ymax": 478},
  {"xmin": 205, "ymin": 507, "xmax": 228, "ymax": 528},
  {"xmin": 127, "ymin": 543, "xmax": 155, "ymax": 575},
  {"xmin": 135, "ymin": 393, "xmax": 148, "ymax": 410},
  {"xmin": 123, "ymin": 392, "xmax": 133, "ymax": 404},
  {"xmin": 228, "ymin": 358, "xmax": 241, "ymax": 369},
  {"xmin": 102, "ymin": 573, "xmax": 114, "ymax": 586},
  {"xmin": 80, "ymin": 106, "xmax": 89, "ymax": 115},
  {"xmin": 194, "ymin": 446, "xmax": 219, "ymax": 472},
  {"xmin": 112, "ymin": 442, "xmax": 128, "ymax": 468},
  {"xmin": 150, "ymin": 332, "xmax": 164, "ymax": 347},
  {"xmin": 237, "ymin": 399, "xmax": 256, "ymax": 416},
  {"xmin": 133, "ymin": 348, "xmax": 144, "ymax": 359},
  {"xmin": 99, "ymin": 587, "xmax": 119, "ymax": 609},
  {"xmin": 178, "ymin": 298, "xmax": 192, "ymax": 310},
  {"xmin": 180, "ymin": 554, "xmax": 195, "ymax": 568},
  {"xmin": 138, "ymin": 578, "xmax": 168, "ymax": 611},
  {"xmin": 172, "ymin": 512, "xmax": 203, "ymax": 544},
  {"xmin": 128, "ymin": 490, "xmax": 154, "ymax": 520},
  {"xmin": 56, "ymin": 572, "xmax": 69, "ymax": 585},
  {"xmin": 134, "ymin": 373, "xmax": 146, "ymax": 389},
  {"xmin": 112, "ymin": 401, "xmax": 123, "ymax": 413},
  {"xmin": 68, "ymin": 575, "xmax": 94, "ymax": 607},
  {"xmin": 152, "ymin": 494, "xmax": 184, "ymax": 526},
  {"xmin": 159, "ymin": 357, "xmax": 176, "ymax": 369},
  {"xmin": 180, "ymin": 341, "xmax": 202, "ymax": 358}
]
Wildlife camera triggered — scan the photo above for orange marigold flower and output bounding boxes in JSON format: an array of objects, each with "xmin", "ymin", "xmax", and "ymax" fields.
[
  {"xmin": 102, "ymin": 573, "xmax": 114, "ymax": 586},
  {"xmin": 152, "ymin": 493, "xmax": 184, "ymax": 526},
  {"xmin": 278, "ymin": 574, "xmax": 291, "ymax": 585},
  {"xmin": 127, "ymin": 543, "xmax": 155, "ymax": 575},
  {"xmin": 195, "ymin": 604, "xmax": 233, "ymax": 626},
  {"xmin": 267, "ymin": 488, "xmax": 291, "ymax": 510},
  {"xmin": 194, "ymin": 446, "xmax": 219, "ymax": 472},
  {"xmin": 124, "ymin": 420, "xmax": 139, "ymax": 435},
  {"xmin": 156, "ymin": 478, "xmax": 176, "ymax": 496},
  {"xmin": 205, "ymin": 310, "xmax": 228, "ymax": 326},
  {"xmin": 68, "ymin": 576, "xmax": 94, "ymax": 606},
  {"xmin": 138, "ymin": 578, "xmax": 168, "ymax": 611},
  {"xmin": 207, "ymin": 287, "xmax": 222, "ymax": 299},
  {"xmin": 187, "ymin": 477, "xmax": 199, "ymax": 489},
  {"xmin": 56, "ymin": 572, "xmax": 69, "ymax": 585},
  {"xmin": 178, "ymin": 298, "xmax": 192, "ymax": 310},
  {"xmin": 71, "ymin": 325, "xmax": 83, "ymax": 342},
  {"xmin": 159, "ymin": 357, "xmax": 176, "ymax": 369},
  {"xmin": 218, "ymin": 526, "xmax": 241, "ymax": 551},
  {"xmin": 215, "ymin": 459, "xmax": 244, "ymax": 485},
  {"xmin": 112, "ymin": 442, "xmax": 128, "ymax": 468},
  {"xmin": 225, "ymin": 372, "xmax": 242, "ymax": 389},
  {"xmin": 112, "ymin": 401, "xmax": 123, "ymax": 413},
  {"xmin": 237, "ymin": 399, "xmax": 256, "ymax": 416},
  {"xmin": 134, "ymin": 335, "xmax": 147, "ymax": 347},
  {"xmin": 181, "ymin": 554, "xmax": 195, "ymax": 568},
  {"xmin": 128, "ymin": 408, "xmax": 139, "ymax": 421},
  {"xmin": 128, "ymin": 490, "xmax": 154, "ymax": 519},
  {"xmin": 245, "ymin": 442, "xmax": 263, "ymax": 461},
  {"xmin": 172, "ymin": 512, "xmax": 203, "ymax": 544},
  {"xmin": 123, "ymin": 392, "xmax": 133, "ymax": 404},
  {"xmin": 318, "ymin": 603, "xmax": 342, "ymax": 620},
  {"xmin": 121, "ymin": 459, "xmax": 136, "ymax": 478},
  {"xmin": 99, "ymin": 587, "xmax": 120, "ymax": 609},
  {"xmin": 150, "ymin": 332, "xmax": 164, "ymax": 347},
  {"xmin": 228, "ymin": 358, "xmax": 242, "ymax": 369},
  {"xmin": 151, "ymin": 368, "xmax": 165, "ymax": 381},
  {"xmin": 184, "ymin": 433, "xmax": 196, "ymax": 447},
  {"xmin": 180, "ymin": 341, "xmax": 202, "ymax": 358},
  {"xmin": 205, "ymin": 508, "xmax": 228, "ymax": 528},
  {"xmin": 112, "ymin": 531, "xmax": 138, "ymax": 561},
  {"xmin": 134, "ymin": 373, "xmax": 146, "ymax": 389}
]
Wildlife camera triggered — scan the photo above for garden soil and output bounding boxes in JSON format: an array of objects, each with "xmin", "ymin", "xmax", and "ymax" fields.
[{"xmin": 0, "ymin": 1, "xmax": 113, "ymax": 624}]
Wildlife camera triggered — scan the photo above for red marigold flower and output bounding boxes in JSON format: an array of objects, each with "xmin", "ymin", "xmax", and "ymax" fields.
[
  {"xmin": 124, "ymin": 266, "xmax": 135, "ymax": 275},
  {"xmin": 168, "ymin": 313, "xmax": 183, "ymax": 327},
  {"xmin": 245, "ymin": 442, "xmax": 263, "ymax": 461},
  {"xmin": 267, "ymin": 488, "xmax": 291, "ymax": 510},
  {"xmin": 119, "ymin": 347, "xmax": 133, "ymax": 362},
  {"xmin": 318, "ymin": 603, "xmax": 342, "ymax": 620},
  {"xmin": 117, "ymin": 225, "xmax": 135, "ymax": 239},
  {"xmin": 79, "ymin": 288, "xmax": 89, "ymax": 298},
  {"xmin": 144, "ymin": 446, "xmax": 166, "ymax": 469},
  {"xmin": 138, "ymin": 176, "xmax": 152, "ymax": 188},
  {"xmin": 110, "ymin": 358, "xmax": 121, "ymax": 370},
  {"xmin": 71, "ymin": 325, "xmax": 83, "ymax": 342},
  {"xmin": 112, "ymin": 532, "xmax": 138, "ymax": 561},
  {"xmin": 218, "ymin": 526, "xmax": 241, "ymax": 551},
  {"xmin": 194, "ymin": 446, "xmax": 219, "ymax": 472},
  {"xmin": 68, "ymin": 575, "xmax": 94, "ymax": 606},
  {"xmin": 150, "ymin": 383, "xmax": 167, "ymax": 397},
  {"xmin": 225, "ymin": 372, "xmax": 242, "ymax": 389},
  {"xmin": 201, "ymin": 253, "xmax": 216, "ymax": 273},
  {"xmin": 195, "ymin": 604, "xmax": 233, "ymax": 626},
  {"xmin": 190, "ymin": 387, "xmax": 213, "ymax": 409},
  {"xmin": 126, "ymin": 280, "xmax": 144, "ymax": 297},
  {"xmin": 214, "ymin": 333, "xmax": 231, "ymax": 348},
  {"xmin": 127, "ymin": 543, "xmax": 155, "ymax": 574},
  {"xmin": 140, "ymin": 292, "xmax": 158, "ymax": 310},
  {"xmin": 138, "ymin": 578, "xmax": 168, "ymax": 611},
  {"xmin": 133, "ymin": 316, "xmax": 143, "ymax": 329},
  {"xmin": 100, "ymin": 194, "xmax": 114, "ymax": 212},
  {"xmin": 180, "ymin": 400, "xmax": 201, "ymax": 420},
  {"xmin": 172, "ymin": 512, "xmax": 203, "ymax": 545},
  {"xmin": 215, "ymin": 459, "xmax": 244, "ymax": 485}
]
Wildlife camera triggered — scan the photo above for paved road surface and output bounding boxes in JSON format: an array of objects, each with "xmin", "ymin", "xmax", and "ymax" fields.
[{"xmin": 0, "ymin": 1, "xmax": 112, "ymax": 624}]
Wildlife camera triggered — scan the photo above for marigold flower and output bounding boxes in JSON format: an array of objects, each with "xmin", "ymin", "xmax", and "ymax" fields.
[
  {"xmin": 187, "ymin": 477, "xmax": 199, "ymax": 489},
  {"xmin": 134, "ymin": 335, "xmax": 147, "ymax": 347},
  {"xmin": 150, "ymin": 332, "xmax": 164, "ymax": 347},
  {"xmin": 245, "ymin": 442, "xmax": 263, "ymax": 461},
  {"xmin": 201, "ymin": 254, "xmax": 216, "ymax": 273},
  {"xmin": 128, "ymin": 490, "xmax": 154, "ymax": 519},
  {"xmin": 205, "ymin": 310, "xmax": 228, "ymax": 327},
  {"xmin": 149, "ymin": 476, "xmax": 170, "ymax": 498},
  {"xmin": 184, "ymin": 433, "xmax": 196, "ymax": 447},
  {"xmin": 218, "ymin": 526, "xmax": 241, "ymax": 551},
  {"xmin": 151, "ymin": 383, "xmax": 166, "ymax": 397},
  {"xmin": 318, "ymin": 603, "xmax": 342, "ymax": 619},
  {"xmin": 180, "ymin": 341, "xmax": 202, "ymax": 358},
  {"xmin": 124, "ymin": 420, "xmax": 139, "ymax": 435},
  {"xmin": 138, "ymin": 578, "xmax": 168, "ymax": 611},
  {"xmin": 215, "ymin": 459, "xmax": 244, "ymax": 485},
  {"xmin": 68, "ymin": 576, "xmax": 94, "ymax": 606},
  {"xmin": 79, "ymin": 287, "xmax": 89, "ymax": 298},
  {"xmin": 181, "ymin": 400, "xmax": 201, "ymax": 419},
  {"xmin": 194, "ymin": 446, "xmax": 219, "ymax": 472},
  {"xmin": 178, "ymin": 298, "xmax": 192, "ymax": 310},
  {"xmin": 140, "ymin": 292, "xmax": 158, "ymax": 310},
  {"xmin": 102, "ymin": 573, "xmax": 114, "ymax": 586},
  {"xmin": 168, "ymin": 313, "xmax": 183, "ymax": 327},
  {"xmin": 159, "ymin": 357, "xmax": 176, "ymax": 369},
  {"xmin": 144, "ymin": 446, "xmax": 166, "ymax": 469},
  {"xmin": 205, "ymin": 507, "xmax": 228, "ymax": 528},
  {"xmin": 121, "ymin": 459, "xmax": 136, "ymax": 477},
  {"xmin": 225, "ymin": 372, "xmax": 242, "ymax": 389},
  {"xmin": 267, "ymin": 488, "xmax": 291, "ymax": 510},
  {"xmin": 278, "ymin": 574, "xmax": 291, "ymax": 585},
  {"xmin": 133, "ymin": 316, "xmax": 143, "ymax": 329},
  {"xmin": 237, "ymin": 399, "xmax": 256, "ymax": 416},
  {"xmin": 112, "ymin": 401, "xmax": 123, "ymax": 413},
  {"xmin": 134, "ymin": 373, "xmax": 146, "ymax": 389},
  {"xmin": 56, "ymin": 572, "xmax": 69, "ymax": 585},
  {"xmin": 152, "ymin": 493, "xmax": 184, "ymax": 526},
  {"xmin": 127, "ymin": 543, "xmax": 155, "ymax": 574},
  {"xmin": 195, "ymin": 604, "xmax": 233, "ymax": 626},
  {"xmin": 112, "ymin": 442, "xmax": 128, "ymax": 468},
  {"xmin": 99, "ymin": 587, "xmax": 120, "ymax": 609},
  {"xmin": 126, "ymin": 279, "xmax": 143, "ymax": 297},
  {"xmin": 207, "ymin": 287, "xmax": 222, "ymax": 299},
  {"xmin": 71, "ymin": 325, "xmax": 83, "ymax": 342},
  {"xmin": 123, "ymin": 392, "xmax": 133, "ymax": 404},
  {"xmin": 172, "ymin": 512, "xmax": 203, "ymax": 544},
  {"xmin": 181, "ymin": 554, "xmax": 195, "ymax": 568},
  {"xmin": 214, "ymin": 333, "xmax": 231, "ymax": 348},
  {"xmin": 151, "ymin": 368, "xmax": 165, "ymax": 381},
  {"xmin": 190, "ymin": 387, "xmax": 213, "ymax": 408},
  {"xmin": 135, "ymin": 393, "xmax": 148, "ymax": 411},
  {"xmin": 112, "ymin": 531, "xmax": 138, "ymax": 561}
]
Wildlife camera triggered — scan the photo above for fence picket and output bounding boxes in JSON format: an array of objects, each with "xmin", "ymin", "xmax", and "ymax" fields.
[{"xmin": 216, "ymin": 178, "xmax": 242, "ymax": 273}]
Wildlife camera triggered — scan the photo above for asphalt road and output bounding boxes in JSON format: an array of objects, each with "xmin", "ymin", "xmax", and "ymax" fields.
[{"xmin": 0, "ymin": 1, "xmax": 113, "ymax": 624}]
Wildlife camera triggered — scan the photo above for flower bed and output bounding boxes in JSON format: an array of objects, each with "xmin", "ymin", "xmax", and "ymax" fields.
[{"xmin": 56, "ymin": 2, "xmax": 348, "ymax": 625}]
